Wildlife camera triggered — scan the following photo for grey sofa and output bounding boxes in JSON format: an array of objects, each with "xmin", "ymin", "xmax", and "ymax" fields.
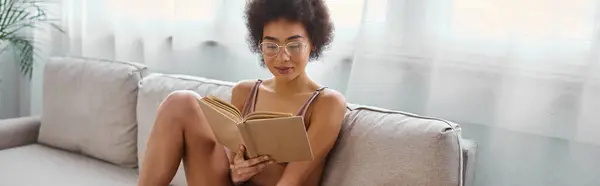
[{"xmin": 0, "ymin": 56, "xmax": 477, "ymax": 186}]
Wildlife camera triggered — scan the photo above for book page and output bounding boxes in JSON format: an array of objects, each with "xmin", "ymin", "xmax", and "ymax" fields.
[
  {"xmin": 241, "ymin": 116, "xmax": 314, "ymax": 163},
  {"xmin": 209, "ymin": 96, "xmax": 242, "ymax": 118},
  {"xmin": 197, "ymin": 99, "xmax": 243, "ymax": 151},
  {"xmin": 202, "ymin": 97, "xmax": 242, "ymax": 120},
  {"xmin": 244, "ymin": 111, "xmax": 293, "ymax": 121}
]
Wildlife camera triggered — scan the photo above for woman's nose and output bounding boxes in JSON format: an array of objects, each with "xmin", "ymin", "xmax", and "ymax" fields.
[{"xmin": 276, "ymin": 49, "xmax": 291, "ymax": 61}]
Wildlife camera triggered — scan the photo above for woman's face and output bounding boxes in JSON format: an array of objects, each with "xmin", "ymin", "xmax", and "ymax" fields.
[{"xmin": 260, "ymin": 18, "xmax": 312, "ymax": 81}]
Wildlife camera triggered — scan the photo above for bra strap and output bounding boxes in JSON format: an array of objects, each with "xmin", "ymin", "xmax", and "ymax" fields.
[
  {"xmin": 241, "ymin": 79, "xmax": 262, "ymax": 117},
  {"xmin": 296, "ymin": 86, "xmax": 328, "ymax": 116}
]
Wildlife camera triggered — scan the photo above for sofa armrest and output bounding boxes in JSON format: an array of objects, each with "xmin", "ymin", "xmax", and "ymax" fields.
[
  {"xmin": 461, "ymin": 139, "xmax": 478, "ymax": 186},
  {"xmin": 0, "ymin": 116, "xmax": 41, "ymax": 150}
]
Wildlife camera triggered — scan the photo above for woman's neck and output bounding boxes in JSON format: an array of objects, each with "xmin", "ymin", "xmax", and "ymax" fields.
[{"xmin": 271, "ymin": 72, "xmax": 313, "ymax": 95}]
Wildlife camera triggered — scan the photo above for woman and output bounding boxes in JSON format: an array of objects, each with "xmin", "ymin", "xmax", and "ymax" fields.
[{"xmin": 137, "ymin": 0, "xmax": 346, "ymax": 185}]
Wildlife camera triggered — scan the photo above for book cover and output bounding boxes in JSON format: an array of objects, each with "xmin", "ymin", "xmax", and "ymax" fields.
[{"xmin": 197, "ymin": 96, "xmax": 314, "ymax": 163}]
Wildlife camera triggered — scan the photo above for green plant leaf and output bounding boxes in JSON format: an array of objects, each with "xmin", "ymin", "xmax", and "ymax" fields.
[
  {"xmin": 4, "ymin": 35, "xmax": 35, "ymax": 79},
  {"xmin": 0, "ymin": 0, "xmax": 63, "ymax": 79}
]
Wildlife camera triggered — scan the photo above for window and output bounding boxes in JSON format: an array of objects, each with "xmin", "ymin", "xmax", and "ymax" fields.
[
  {"xmin": 451, "ymin": 0, "xmax": 595, "ymax": 41},
  {"xmin": 448, "ymin": 0, "xmax": 596, "ymax": 67}
]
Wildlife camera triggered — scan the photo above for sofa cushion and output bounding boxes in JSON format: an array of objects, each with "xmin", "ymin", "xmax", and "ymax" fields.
[
  {"xmin": 321, "ymin": 104, "xmax": 463, "ymax": 186},
  {"xmin": 0, "ymin": 144, "xmax": 138, "ymax": 186},
  {"xmin": 38, "ymin": 57, "xmax": 148, "ymax": 168},
  {"xmin": 136, "ymin": 73, "xmax": 235, "ymax": 185}
]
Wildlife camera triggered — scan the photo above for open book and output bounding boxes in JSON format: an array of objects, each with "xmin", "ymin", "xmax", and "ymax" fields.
[{"xmin": 197, "ymin": 95, "xmax": 314, "ymax": 163}]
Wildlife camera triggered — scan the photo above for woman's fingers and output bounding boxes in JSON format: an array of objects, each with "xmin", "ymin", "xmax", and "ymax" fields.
[
  {"xmin": 230, "ymin": 144, "xmax": 274, "ymax": 177},
  {"xmin": 234, "ymin": 145, "xmax": 246, "ymax": 162},
  {"xmin": 230, "ymin": 144, "xmax": 276, "ymax": 184},
  {"xmin": 228, "ymin": 149, "xmax": 236, "ymax": 163},
  {"xmin": 242, "ymin": 155, "xmax": 271, "ymax": 167},
  {"xmin": 235, "ymin": 161, "xmax": 272, "ymax": 175},
  {"xmin": 234, "ymin": 144, "xmax": 272, "ymax": 167},
  {"xmin": 233, "ymin": 155, "xmax": 273, "ymax": 170}
]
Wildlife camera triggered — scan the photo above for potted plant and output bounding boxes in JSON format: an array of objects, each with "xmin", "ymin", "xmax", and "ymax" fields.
[
  {"xmin": 0, "ymin": 0, "xmax": 63, "ymax": 80},
  {"xmin": 0, "ymin": 0, "xmax": 63, "ymax": 117}
]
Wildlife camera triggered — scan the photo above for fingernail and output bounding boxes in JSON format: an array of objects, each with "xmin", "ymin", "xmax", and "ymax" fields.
[{"xmin": 263, "ymin": 156, "xmax": 269, "ymax": 160}]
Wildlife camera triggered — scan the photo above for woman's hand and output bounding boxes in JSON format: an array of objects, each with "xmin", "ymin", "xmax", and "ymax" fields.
[{"xmin": 229, "ymin": 144, "xmax": 274, "ymax": 185}]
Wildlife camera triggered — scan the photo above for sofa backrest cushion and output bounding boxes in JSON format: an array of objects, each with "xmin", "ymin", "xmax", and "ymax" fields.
[
  {"xmin": 321, "ymin": 104, "xmax": 463, "ymax": 186},
  {"xmin": 38, "ymin": 57, "xmax": 148, "ymax": 168},
  {"xmin": 136, "ymin": 73, "xmax": 234, "ymax": 186}
]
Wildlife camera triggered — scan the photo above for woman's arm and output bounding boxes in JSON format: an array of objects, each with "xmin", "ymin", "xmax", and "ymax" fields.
[{"xmin": 276, "ymin": 90, "xmax": 347, "ymax": 186}]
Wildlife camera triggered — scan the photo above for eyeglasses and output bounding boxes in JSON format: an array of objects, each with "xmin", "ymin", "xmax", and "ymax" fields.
[{"xmin": 259, "ymin": 41, "xmax": 307, "ymax": 57}]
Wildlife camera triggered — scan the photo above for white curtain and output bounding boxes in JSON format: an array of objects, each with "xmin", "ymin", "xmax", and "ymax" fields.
[
  {"xmin": 345, "ymin": 0, "xmax": 600, "ymax": 147},
  {"xmin": 51, "ymin": 0, "xmax": 600, "ymax": 146}
]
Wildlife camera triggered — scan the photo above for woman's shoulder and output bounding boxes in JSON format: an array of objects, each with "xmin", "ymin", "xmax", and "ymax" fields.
[
  {"xmin": 232, "ymin": 79, "xmax": 259, "ymax": 93},
  {"xmin": 230, "ymin": 79, "xmax": 261, "ymax": 109},
  {"xmin": 318, "ymin": 88, "xmax": 345, "ymax": 103},
  {"xmin": 311, "ymin": 88, "xmax": 347, "ymax": 116},
  {"xmin": 304, "ymin": 88, "xmax": 346, "ymax": 132}
]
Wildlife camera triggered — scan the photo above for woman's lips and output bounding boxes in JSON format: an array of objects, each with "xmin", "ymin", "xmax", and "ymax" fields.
[{"xmin": 275, "ymin": 67, "xmax": 293, "ymax": 74}]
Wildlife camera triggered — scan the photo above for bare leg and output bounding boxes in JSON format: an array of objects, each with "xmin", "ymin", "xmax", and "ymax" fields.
[{"xmin": 138, "ymin": 90, "xmax": 231, "ymax": 186}]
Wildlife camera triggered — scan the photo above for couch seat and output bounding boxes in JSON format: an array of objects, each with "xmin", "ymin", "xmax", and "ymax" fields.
[{"xmin": 0, "ymin": 144, "xmax": 138, "ymax": 186}]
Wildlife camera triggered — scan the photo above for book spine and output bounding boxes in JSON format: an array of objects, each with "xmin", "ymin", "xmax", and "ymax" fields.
[{"xmin": 237, "ymin": 123, "xmax": 258, "ymax": 159}]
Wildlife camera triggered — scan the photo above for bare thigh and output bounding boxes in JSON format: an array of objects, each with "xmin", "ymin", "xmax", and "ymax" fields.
[
  {"xmin": 138, "ymin": 90, "xmax": 232, "ymax": 186},
  {"xmin": 179, "ymin": 91, "xmax": 232, "ymax": 185}
]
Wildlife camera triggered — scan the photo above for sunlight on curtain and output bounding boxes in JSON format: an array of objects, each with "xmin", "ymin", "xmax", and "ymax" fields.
[
  {"xmin": 58, "ymin": 0, "xmax": 368, "ymax": 85},
  {"xmin": 54, "ymin": 0, "xmax": 600, "ymax": 146},
  {"xmin": 443, "ymin": 0, "xmax": 600, "ymax": 143},
  {"xmin": 342, "ymin": 0, "xmax": 600, "ymax": 146}
]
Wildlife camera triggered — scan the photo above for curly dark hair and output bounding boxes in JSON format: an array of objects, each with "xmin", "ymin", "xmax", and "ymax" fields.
[{"xmin": 244, "ymin": 0, "xmax": 334, "ymax": 65}]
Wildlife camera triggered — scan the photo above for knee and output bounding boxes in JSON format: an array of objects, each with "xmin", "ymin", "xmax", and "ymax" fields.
[{"xmin": 157, "ymin": 90, "xmax": 202, "ymax": 117}]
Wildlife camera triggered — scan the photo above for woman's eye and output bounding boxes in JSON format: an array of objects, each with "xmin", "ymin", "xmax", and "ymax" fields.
[{"xmin": 288, "ymin": 43, "xmax": 301, "ymax": 49}]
